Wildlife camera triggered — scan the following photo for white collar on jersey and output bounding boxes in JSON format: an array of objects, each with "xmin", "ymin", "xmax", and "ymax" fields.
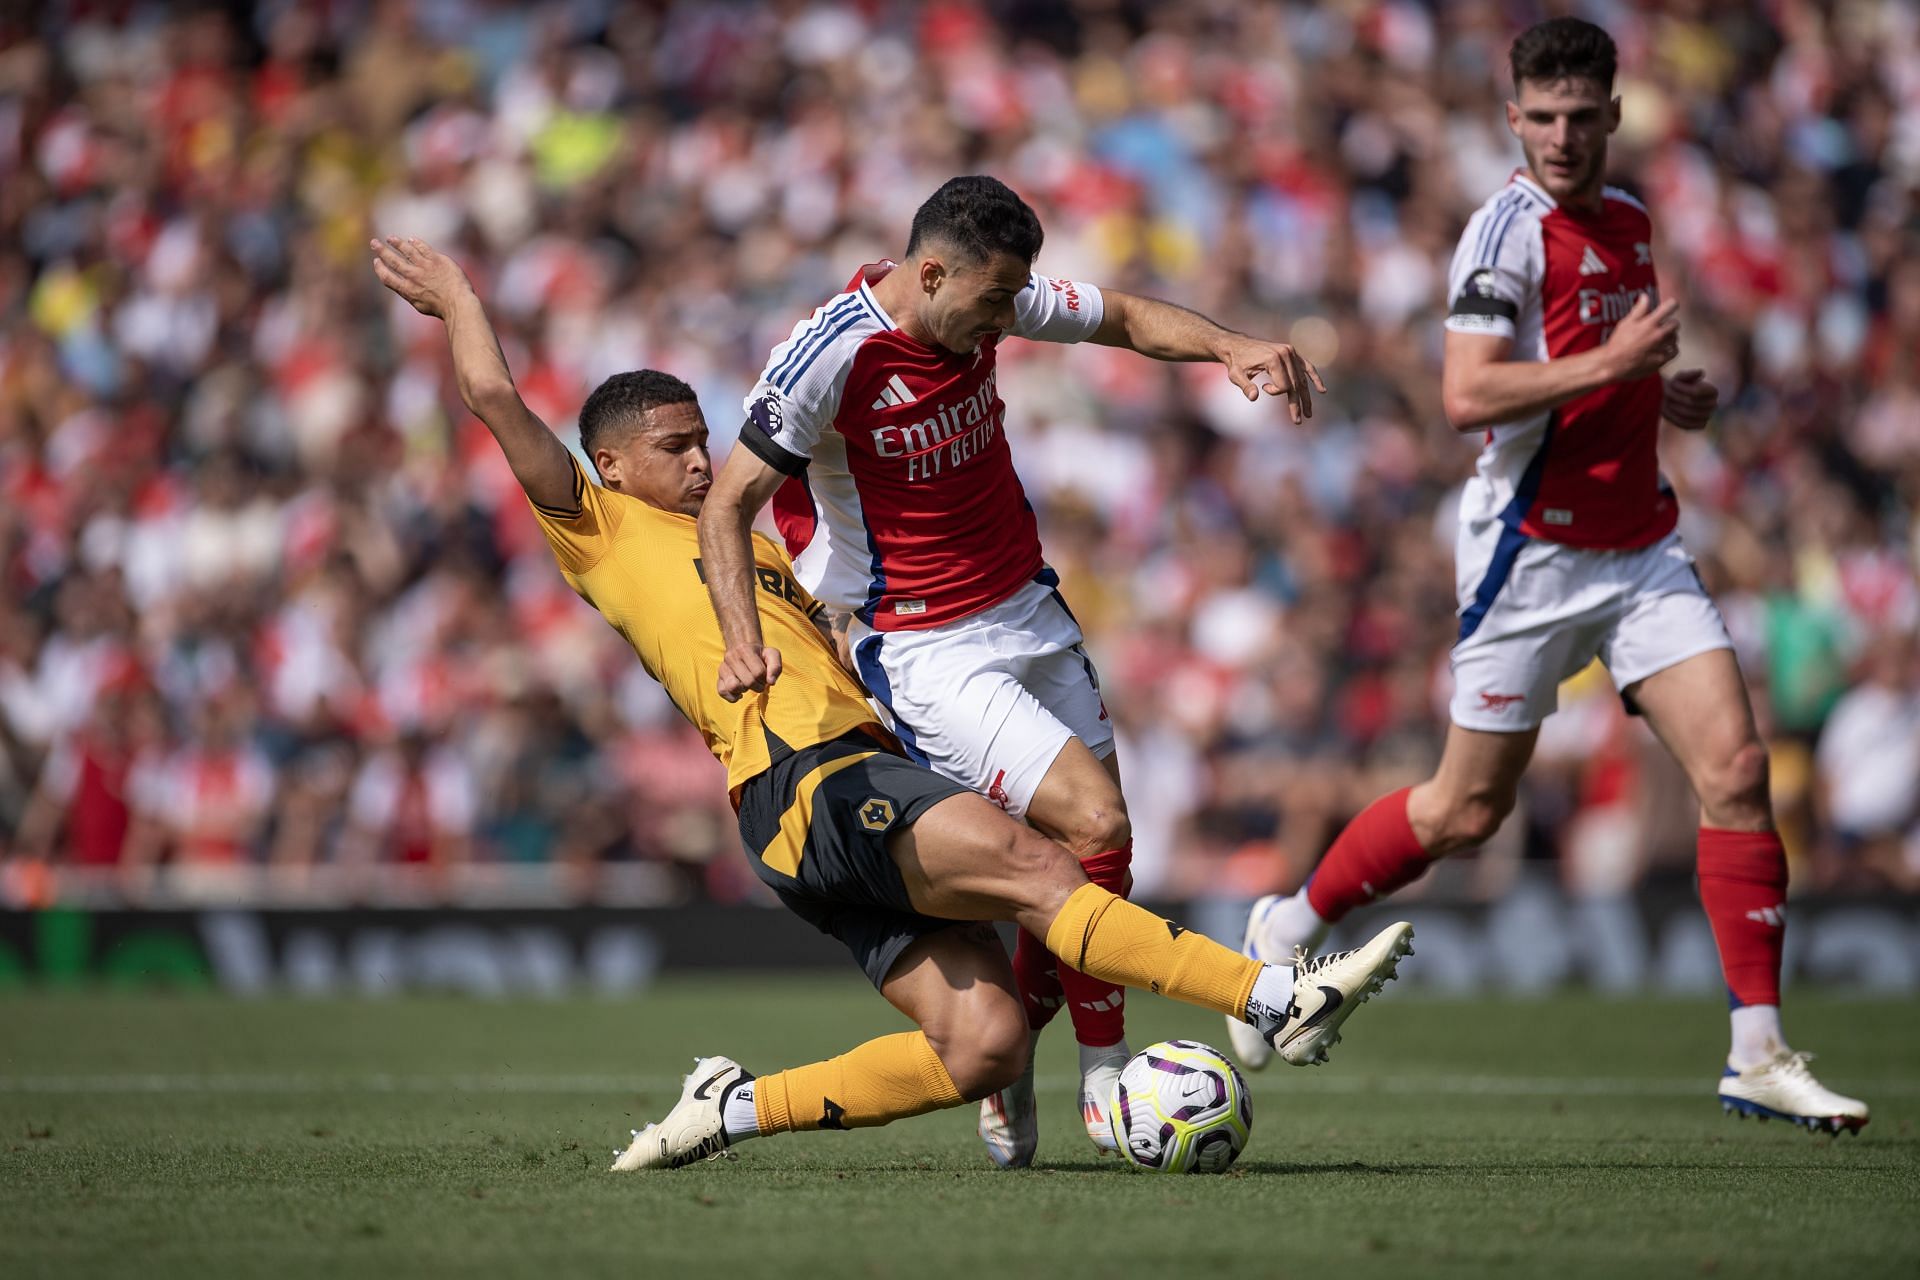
[
  {"xmin": 861, "ymin": 276, "xmax": 899, "ymax": 332},
  {"xmin": 1510, "ymin": 170, "xmax": 1558, "ymax": 208}
]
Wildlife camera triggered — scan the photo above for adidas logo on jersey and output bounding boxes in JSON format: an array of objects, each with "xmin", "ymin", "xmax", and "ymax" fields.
[
  {"xmin": 871, "ymin": 373, "xmax": 917, "ymax": 410},
  {"xmin": 1578, "ymin": 244, "xmax": 1609, "ymax": 276}
]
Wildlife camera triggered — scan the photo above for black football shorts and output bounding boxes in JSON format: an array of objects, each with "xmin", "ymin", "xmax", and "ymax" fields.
[{"xmin": 735, "ymin": 729, "xmax": 970, "ymax": 988}]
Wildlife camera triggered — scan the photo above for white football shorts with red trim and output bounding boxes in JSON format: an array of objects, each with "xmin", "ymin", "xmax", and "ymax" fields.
[
  {"xmin": 848, "ymin": 574, "xmax": 1114, "ymax": 820},
  {"xmin": 1449, "ymin": 525, "xmax": 1734, "ymax": 732}
]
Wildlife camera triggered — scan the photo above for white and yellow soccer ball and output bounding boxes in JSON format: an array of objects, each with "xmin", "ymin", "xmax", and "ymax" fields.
[{"xmin": 1108, "ymin": 1039, "xmax": 1253, "ymax": 1173}]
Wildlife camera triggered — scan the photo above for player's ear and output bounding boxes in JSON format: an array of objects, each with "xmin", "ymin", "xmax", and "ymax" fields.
[
  {"xmin": 593, "ymin": 446, "xmax": 619, "ymax": 487},
  {"xmin": 1505, "ymin": 99, "xmax": 1521, "ymax": 137},
  {"xmin": 1608, "ymin": 95, "xmax": 1622, "ymax": 133},
  {"xmin": 918, "ymin": 254, "xmax": 947, "ymax": 296}
]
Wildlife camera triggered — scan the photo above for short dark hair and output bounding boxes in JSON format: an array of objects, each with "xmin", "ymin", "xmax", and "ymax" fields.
[
  {"xmin": 1510, "ymin": 18, "xmax": 1616, "ymax": 94},
  {"xmin": 905, "ymin": 175, "xmax": 1044, "ymax": 267},
  {"xmin": 578, "ymin": 369, "xmax": 699, "ymax": 457}
]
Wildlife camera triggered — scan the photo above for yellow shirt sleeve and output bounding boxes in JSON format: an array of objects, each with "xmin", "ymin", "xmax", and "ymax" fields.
[{"xmin": 527, "ymin": 455, "xmax": 623, "ymax": 576}]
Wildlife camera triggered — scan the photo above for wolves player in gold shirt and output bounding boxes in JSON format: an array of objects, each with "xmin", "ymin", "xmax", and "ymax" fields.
[{"xmin": 370, "ymin": 234, "xmax": 1415, "ymax": 1170}]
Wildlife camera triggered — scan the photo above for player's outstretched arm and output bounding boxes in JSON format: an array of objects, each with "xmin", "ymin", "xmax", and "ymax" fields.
[
  {"xmin": 1443, "ymin": 294, "xmax": 1680, "ymax": 432},
  {"xmin": 696, "ymin": 447, "xmax": 790, "ymax": 702},
  {"xmin": 368, "ymin": 236, "xmax": 578, "ymax": 515},
  {"xmin": 1089, "ymin": 289, "xmax": 1327, "ymax": 424}
]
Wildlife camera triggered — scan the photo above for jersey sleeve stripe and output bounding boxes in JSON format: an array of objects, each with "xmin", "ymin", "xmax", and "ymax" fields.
[
  {"xmin": 1483, "ymin": 199, "xmax": 1526, "ymax": 266},
  {"xmin": 767, "ymin": 294, "xmax": 860, "ymax": 388},
  {"xmin": 774, "ymin": 303, "xmax": 869, "ymax": 393},
  {"xmin": 527, "ymin": 455, "xmax": 589, "ymax": 518},
  {"xmin": 854, "ymin": 286, "xmax": 888, "ymax": 328},
  {"xmin": 1473, "ymin": 191, "xmax": 1521, "ymax": 264}
]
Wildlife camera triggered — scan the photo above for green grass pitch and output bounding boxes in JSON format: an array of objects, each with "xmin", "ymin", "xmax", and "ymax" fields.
[{"xmin": 2, "ymin": 983, "xmax": 1915, "ymax": 1279}]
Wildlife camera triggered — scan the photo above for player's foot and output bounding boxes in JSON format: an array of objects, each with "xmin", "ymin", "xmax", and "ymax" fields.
[
  {"xmin": 610, "ymin": 1055, "xmax": 750, "ymax": 1171},
  {"xmin": 1079, "ymin": 1047, "xmax": 1125, "ymax": 1155},
  {"xmin": 1267, "ymin": 921, "xmax": 1414, "ymax": 1067},
  {"xmin": 1226, "ymin": 894, "xmax": 1282, "ymax": 1072},
  {"xmin": 978, "ymin": 1056, "xmax": 1039, "ymax": 1169},
  {"xmin": 1718, "ymin": 1051, "xmax": 1869, "ymax": 1135}
]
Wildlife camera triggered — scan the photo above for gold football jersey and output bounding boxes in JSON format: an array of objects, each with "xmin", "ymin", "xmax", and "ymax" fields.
[{"xmin": 528, "ymin": 457, "xmax": 883, "ymax": 791}]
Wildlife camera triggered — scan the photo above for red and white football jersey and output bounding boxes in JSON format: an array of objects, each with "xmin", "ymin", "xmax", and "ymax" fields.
[
  {"xmin": 739, "ymin": 263, "xmax": 1103, "ymax": 631},
  {"xmin": 1445, "ymin": 172, "xmax": 1675, "ymax": 550}
]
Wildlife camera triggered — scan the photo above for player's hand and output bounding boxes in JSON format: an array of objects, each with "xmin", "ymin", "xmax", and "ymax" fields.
[
  {"xmin": 717, "ymin": 644, "xmax": 782, "ymax": 702},
  {"xmin": 1603, "ymin": 295, "xmax": 1681, "ymax": 381},
  {"xmin": 1220, "ymin": 337, "xmax": 1327, "ymax": 424},
  {"xmin": 369, "ymin": 235, "xmax": 472, "ymax": 320},
  {"xmin": 1662, "ymin": 368, "xmax": 1718, "ymax": 431}
]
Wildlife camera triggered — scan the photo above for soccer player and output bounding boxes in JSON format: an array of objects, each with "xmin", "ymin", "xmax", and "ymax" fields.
[
  {"xmin": 367, "ymin": 234, "xmax": 1412, "ymax": 1172},
  {"xmin": 698, "ymin": 176, "xmax": 1324, "ymax": 1166},
  {"xmin": 1226, "ymin": 18, "xmax": 1869, "ymax": 1135}
]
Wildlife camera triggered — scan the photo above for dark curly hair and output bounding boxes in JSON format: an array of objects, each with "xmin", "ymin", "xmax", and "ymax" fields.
[
  {"xmin": 578, "ymin": 369, "xmax": 699, "ymax": 458},
  {"xmin": 1510, "ymin": 18, "xmax": 1617, "ymax": 94},
  {"xmin": 905, "ymin": 175, "xmax": 1044, "ymax": 267}
]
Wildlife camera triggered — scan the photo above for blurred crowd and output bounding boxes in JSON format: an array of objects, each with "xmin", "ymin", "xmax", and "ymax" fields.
[{"xmin": 1, "ymin": 0, "xmax": 1916, "ymax": 909}]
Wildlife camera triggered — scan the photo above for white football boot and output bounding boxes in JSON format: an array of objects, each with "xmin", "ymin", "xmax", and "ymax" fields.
[
  {"xmin": 1265, "ymin": 921, "xmax": 1414, "ymax": 1067},
  {"xmin": 1226, "ymin": 895, "xmax": 1283, "ymax": 1072},
  {"xmin": 610, "ymin": 1056, "xmax": 750, "ymax": 1171},
  {"xmin": 1078, "ymin": 1046, "xmax": 1126, "ymax": 1155},
  {"xmin": 1718, "ymin": 1051, "xmax": 1870, "ymax": 1135},
  {"xmin": 978, "ymin": 1056, "xmax": 1039, "ymax": 1169}
]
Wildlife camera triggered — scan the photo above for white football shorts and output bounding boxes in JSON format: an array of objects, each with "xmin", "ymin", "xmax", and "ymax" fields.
[
  {"xmin": 1449, "ymin": 524, "xmax": 1734, "ymax": 732},
  {"xmin": 848, "ymin": 570, "xmax": 1114, "ymax": 820}
]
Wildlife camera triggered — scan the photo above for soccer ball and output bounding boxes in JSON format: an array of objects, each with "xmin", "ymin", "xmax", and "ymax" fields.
[{"xmin": 1108, "ymin": 1039, "xmax": 1252, "ymax": 1173}]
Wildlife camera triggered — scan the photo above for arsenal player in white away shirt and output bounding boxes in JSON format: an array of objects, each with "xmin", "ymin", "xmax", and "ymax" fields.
[
  {"xmin": 697, "ymin": 175, "xmax": 1325, "ymax": 1168},
  {"xmin": 1230, "ymin": 17, "xmax": 1870, "ymax": 1137},
  {"xmin": 742, "ymin": 259, "xmax": 1095, "ymax": 632}
]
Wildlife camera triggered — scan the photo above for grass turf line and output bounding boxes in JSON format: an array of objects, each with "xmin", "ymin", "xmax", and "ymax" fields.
[{"xmin": 2, "ymin": 984, "xmax": 1915, "ymax": 1279}]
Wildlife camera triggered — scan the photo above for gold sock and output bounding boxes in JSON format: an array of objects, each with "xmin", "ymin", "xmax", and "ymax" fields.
[
  {"xmin": 754, "ymin": 1030, "xmax": 964, "ymax": 1135},
  {"xmin": 1043, "ymin": 883, "xmax": 1261, "ymax": 1021}
]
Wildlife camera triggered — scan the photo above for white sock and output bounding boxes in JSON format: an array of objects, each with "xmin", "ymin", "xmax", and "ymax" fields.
[
  {"xmin": 1244, "ymin": 962, "xmax": 1298, "ymax": 1034},
  {"xmin": 1079, "ymin": 1039, "xmax": 1129, "ymax": 1078},
  {"xmin": 720, "ymin": 1078, "xmax": 761, "ymax": 1141},
  {"xmin": 1729, "ymin": 1004, "xmax": 1787, "ymax": 1070},
  {"xmin": 1257, "ymin": 889, "xmax": 1331, "ymax": 958}
]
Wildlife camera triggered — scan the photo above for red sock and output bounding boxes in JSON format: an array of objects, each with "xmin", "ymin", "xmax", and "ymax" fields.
[
  {"xmin": 1056, "ymin": 843, "xmax": 1131, "ymax": 1048},
  {"xmin": 1305, "ymin": 787, "xmax": 1432, "ymax": 922},
  {"xmin": 1011, "ymin": 928, "xmax": 1064, "ymax": 1031},
  {"xmin": 1697, "ymin": 827, "xmax": 1787, "ymax": 1007}
]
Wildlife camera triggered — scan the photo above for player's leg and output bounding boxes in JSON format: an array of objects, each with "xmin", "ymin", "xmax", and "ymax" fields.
[
  {"xmin": 854, "ymin": 595, "xmax": 1132, "ymax": 1155},
  {"xmin": 1225, "ymin": 721, "xmax": 1535, "ymax": 1070},
  {"xmin": 617, "ymin": 750, "xmax": 1414, "ymax": 1171},
  {"xmin": 891, "ymin": 789, "xmax": 1413, "ymax": 1078},
  {"xmin": 1623, "ymin": 642, "xmax": 1869, "ymax": 1132},
  {"xmin": 1231, "ymin": 528, "xmax": 1586, "ymax": 1070},
  {"xmin": 745, "ymin": 924, "xmax": 1029, "ymax": 1134},
  {"xmin": 614, "ymin": 923, "xmax": 1028, "ymax": 1171},
  {"xmin": 1021, "ymin": 738, "xmax": 1133, "ymax": 1150},
  {"xmin": 1013, "ymin": 596, "xmax": 1134, "ymax": 1149}
]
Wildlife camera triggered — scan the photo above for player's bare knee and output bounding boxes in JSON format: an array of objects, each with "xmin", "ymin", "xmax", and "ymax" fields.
[
  {"xmin": 926, "ymin": 992, "xmax": 1028, "ymax": 1101},
  {"xmin": 1062, "ymin": 802, "xmax": 1130, "ymax": 860},
  {"xmin": 1702, "ymin": 738, "xmax": 1771, "ymax": 824}
]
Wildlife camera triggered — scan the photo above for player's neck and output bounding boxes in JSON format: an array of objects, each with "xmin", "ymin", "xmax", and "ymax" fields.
[
  {"xmin": 1531, "ymin": 165, "xmax": 1607, "ymax": 215},
  {"xmin": 868, "ymin": 268, "xmax": 934, "ymax": 346}
]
